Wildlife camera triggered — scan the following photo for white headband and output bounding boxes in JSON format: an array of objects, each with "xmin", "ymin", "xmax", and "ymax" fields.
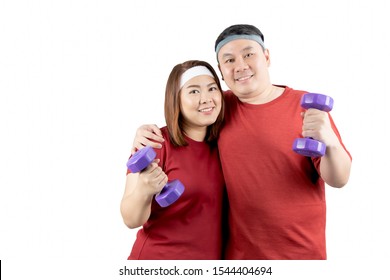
[{"xmin": 179, "ymin": 66, "xmax": 214, "ymax": 88}]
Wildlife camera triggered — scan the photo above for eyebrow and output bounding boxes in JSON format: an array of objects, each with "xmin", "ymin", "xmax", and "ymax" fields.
[
  {"xmin": 185, "ymin": 82, "xmax": 217, "ymax": 89},
  {"xmin": 221, "ymin": 46, "xmax": 254, "ymax": 58}
]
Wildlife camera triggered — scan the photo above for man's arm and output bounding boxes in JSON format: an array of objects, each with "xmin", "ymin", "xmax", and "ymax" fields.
[
  {"xmin": 131, "ymin": 124, "xmax": 165, "ymax": 154},
  {"xmin": 302, "ymin": 109, "xmax": 352, "ymax": 188}
]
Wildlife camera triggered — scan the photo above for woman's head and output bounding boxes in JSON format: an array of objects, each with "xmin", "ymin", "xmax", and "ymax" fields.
[{"xmin": 165, "ymin": 60, "xmax": 224, "ymax": 146}]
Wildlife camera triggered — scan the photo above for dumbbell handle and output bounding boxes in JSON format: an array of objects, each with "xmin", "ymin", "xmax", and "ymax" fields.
[{"xmin": 292, "ymin": 93, "xmax": 334, "ymax": 157}]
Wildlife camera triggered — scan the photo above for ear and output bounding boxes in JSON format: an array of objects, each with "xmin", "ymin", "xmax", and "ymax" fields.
[
  {"xmin": 264, "ymin": 49, "xmax": 271, "ymax": 67},
  {"xmin": 218, "ymin": 64, "xmax": 224, "ymax": 80}
]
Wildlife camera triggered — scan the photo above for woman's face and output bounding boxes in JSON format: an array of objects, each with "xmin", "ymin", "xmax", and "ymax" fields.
[{"xmin": 179, "ymin": 75, "xmax": 222, "ymax": 133}]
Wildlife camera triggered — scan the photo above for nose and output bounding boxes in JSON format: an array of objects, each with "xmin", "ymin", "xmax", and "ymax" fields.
[
  {"xmin": 200, "ymin": 91, "xmax": 212, "ymax": 104},
  {"xmin": 234, "ymin": 57, "xmax": 249, "ymax": 72}
]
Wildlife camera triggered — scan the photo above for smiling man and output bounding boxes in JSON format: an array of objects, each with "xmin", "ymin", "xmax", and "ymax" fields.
[{"xmin": 215, "ymin": 24, "xmax": 351, "ymax": 260}]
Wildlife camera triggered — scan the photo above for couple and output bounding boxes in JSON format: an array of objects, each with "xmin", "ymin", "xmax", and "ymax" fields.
[{"xmin": 120, "ymin": 24, "xmax": 352, "ymax": 260}]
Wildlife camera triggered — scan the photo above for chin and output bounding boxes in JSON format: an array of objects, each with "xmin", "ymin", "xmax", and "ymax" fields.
[{"xmin": 201, "ymin": 118, "xmax": 218, "ymax": 127}]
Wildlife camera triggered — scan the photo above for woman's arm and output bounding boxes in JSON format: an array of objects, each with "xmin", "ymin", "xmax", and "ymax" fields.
[{"xmin": 120, "ymin": 160, "xmax": 168, "ymax": 228}]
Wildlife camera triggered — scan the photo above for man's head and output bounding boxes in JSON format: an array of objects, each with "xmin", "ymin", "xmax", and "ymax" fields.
[
  {"xmin": 215, "ymin": 24, "xmax": 265, "ymax": 60},
  {"xmin": 215, "ymin": 24, "xmax": 272, "ymax": 102}
]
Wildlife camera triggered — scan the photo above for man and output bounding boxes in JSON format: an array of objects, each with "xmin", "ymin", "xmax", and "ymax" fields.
[{"xmin": 131, "ymin": 24, "xmax": 352, "ymax": 259}]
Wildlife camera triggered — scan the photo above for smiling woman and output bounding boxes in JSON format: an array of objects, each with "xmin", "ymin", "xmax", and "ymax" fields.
[
  {"xmin": 180, "ymin": 73, "xmax": 223, "ymax": 141},
  {"xmin": 120, "ymin": 60, "xmax": 227, "ymax": 260},
  {"xmin": 164, "ymin": 62, "xmax": 225, "ymax": 146}
]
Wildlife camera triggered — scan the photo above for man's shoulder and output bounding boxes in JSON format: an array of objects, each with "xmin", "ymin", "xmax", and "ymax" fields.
[
  {"xmin": 278, "ymin": 85, "xmax": 308, "ymax": 99},
  {"xmin": 223, "ymin": 89, "xmax": 234, "ymax": 96},
  {"xmin": 222, "ymin": 89, "xmax": 238, "ymax": 101}
]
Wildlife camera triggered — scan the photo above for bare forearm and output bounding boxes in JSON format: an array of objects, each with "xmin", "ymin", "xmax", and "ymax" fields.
[
  {"xmin": 120, "ymin": 190, "xmax": 153, "ymax": 229},
  {"xmin": 120, "ymin": 162, "xmax": 167, "ymax": 228},
  {"xmin": 320, "ymin": 144, "xmax": 351, "ymax": 188}
]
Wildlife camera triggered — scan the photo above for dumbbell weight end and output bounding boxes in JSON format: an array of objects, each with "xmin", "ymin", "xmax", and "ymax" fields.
[
  {"xmin": 155, "ymin": 179, "xmax": 185, "ymax": 207},
  {"xmin": 126, "ymin": 146, "xmax": 157, "ymax": 173},
  {"xmin": 292, "ymin": 137, "xmax": 326, "ymax": 157}
]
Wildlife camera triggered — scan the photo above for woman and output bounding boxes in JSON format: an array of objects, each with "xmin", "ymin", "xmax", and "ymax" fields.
[{"xmin": 120, "ymin": 60, "xmax": 226, "ymax": 259}]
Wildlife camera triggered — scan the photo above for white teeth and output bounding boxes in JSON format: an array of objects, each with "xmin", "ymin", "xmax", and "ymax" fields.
[
  {"xmin": 236, "ymin": 75, "xmax": 252, "ymax": 81},
  {"xmin": 199, "ymin": 108, "xmax": 213, "ymax": 112}
]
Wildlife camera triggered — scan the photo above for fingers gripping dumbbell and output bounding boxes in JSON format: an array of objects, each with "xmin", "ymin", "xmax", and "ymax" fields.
[
  {"xmin": 292, "ymin": 93, "xmax": 334, "ymax": 157},
  {"xmin": 126, "ymin": 146, "xmax": 185, "ymax": 207}
]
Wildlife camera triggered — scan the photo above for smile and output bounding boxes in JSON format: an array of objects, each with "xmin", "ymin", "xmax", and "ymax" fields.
[
  {"xmin": 198, "ymin": 107, "xmax": 214, "ymax": 112},
  {"xmin": 235, "ymin": 74, "xmax": 253, "ymax": 81}
]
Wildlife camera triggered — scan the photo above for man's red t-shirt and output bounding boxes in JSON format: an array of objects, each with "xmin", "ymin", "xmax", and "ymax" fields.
[{"xmin": 218, "ymin": 86, "xmax": 351, "ymax": 259}]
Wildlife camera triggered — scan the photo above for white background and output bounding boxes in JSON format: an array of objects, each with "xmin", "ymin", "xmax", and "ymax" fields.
[{"xmin": 1, "ymin": 0, "xmax": 389, "ymax": 279}]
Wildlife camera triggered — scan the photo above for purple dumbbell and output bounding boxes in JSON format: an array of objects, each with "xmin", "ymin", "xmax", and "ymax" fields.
[
  {"xmin": 126, "ymin": 146, "xmax": 185, "ymax": 207},
  {"xmin": 292, "ymin": 93, "xmax": 334, "ymax": 157}
]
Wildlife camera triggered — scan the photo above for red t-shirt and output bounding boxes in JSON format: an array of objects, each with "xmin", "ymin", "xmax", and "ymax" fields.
[
  {"xmin": 127, "ymin": 127, "xmax": 225, "ymax": 259},
  {"xmin": 218, "ymin": 86, "xmax": 351, "ymax": 260}
]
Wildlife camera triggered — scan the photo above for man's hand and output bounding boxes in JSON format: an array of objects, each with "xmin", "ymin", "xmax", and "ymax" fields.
[
  {"xmin": 131, "ymin": 124, "xmax": 165, "ymax": 155},
  {"xmin": 301, "ymin": 109, "xmax": 339, "ymax": 148}
]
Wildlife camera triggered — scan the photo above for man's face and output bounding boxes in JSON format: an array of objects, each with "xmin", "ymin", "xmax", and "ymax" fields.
[{"xmin": 217, "ymin": 39, "xmax": 271, "ymax": 101}]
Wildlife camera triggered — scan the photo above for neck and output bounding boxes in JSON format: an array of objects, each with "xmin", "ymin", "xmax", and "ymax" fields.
[
  {"xmin": 183, "ymin": 126, "xmax": 207, "ymax": 142},
  {"xmin": 240, "ymin": 85, "xmax": 284, "ymax": 104}
]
